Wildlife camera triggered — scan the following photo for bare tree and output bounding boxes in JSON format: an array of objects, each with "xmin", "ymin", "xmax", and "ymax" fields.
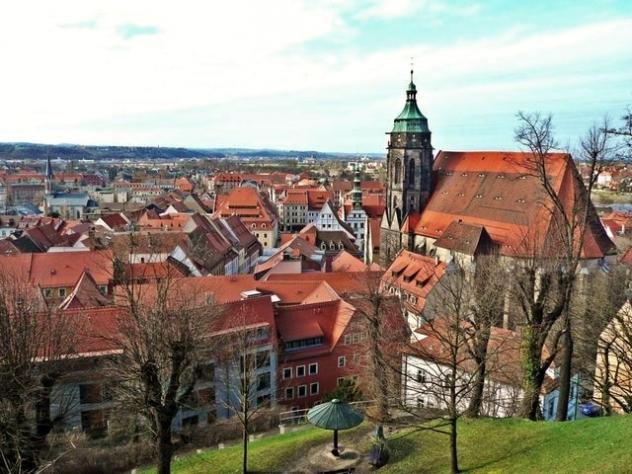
[
  {"xmin": 111, "ymin": 263, "xmax": 212, "ymax": 474},
  {"xmin": 399, "ymin": 260, "xmax": 518, "ymax": 474},
  {"xmin": 514, "ymin": 112, "xmax": 614, "ymax": 420},
  {"xmin": 214, "ymin": 301, "xmax": 275, "ymax": 474},
  {"xmin": 462, "ymin": 255, "xmax": 507, "ymax": 417},
  {"xmin": 349, "ymin": 271, "xmax": 405, "ymax": 422},
  {"xmin": 606, "ymin": 106, "xmax": 632, "ymax": 160},
  {"xmin": 0, "ymin": 267, "xmax": 78, "ymax": 473}
]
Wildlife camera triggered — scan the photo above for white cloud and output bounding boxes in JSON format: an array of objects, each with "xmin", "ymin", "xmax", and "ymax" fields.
[
  {"xmin": 355, "ymin": 0, "xmax": 480, "ymax": 20},
  {"xmin": 0, "ymin": 1, "xmax": 629, "ymax": 151}
]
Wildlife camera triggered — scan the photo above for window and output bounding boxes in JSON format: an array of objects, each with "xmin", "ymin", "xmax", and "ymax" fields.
[
  {"xmin": 298, "ymin": 385, "xmax": 307, "ymax": 398},
  {"xmin": 196, "ymin": 362, "xmax": 215, "ymax": 383},
  {"xmin": 353, "ymin": 353, "xmax": 361, "ymax": 365},
  {"xmin": 308, "ymin": 363, "xmax": 318, "ymax": 375},
  {"xmin": 257, "ymin": 372, "xmax": 271, "ymax": 391},
  {"xmin": 416, "ymin": 369, "xmax": 426, "ymax": 384},
  {"xmin": 79, "ymin": 383, "xmax": 102, "ymax": 405},
  {"xmin": 285, "ymin": 387, "xmax": 294, "ymax": 400},
  {"xmin": 336, "ymin": 377, "xmax": 346, "ymax": 386},
  {"xmin": 285, "ymin": 337, "xmax": 324, "ymax": 351},
  {"xmin": 257, "ymin": 394, "xmax": 271, "ymax": 407},
  {"xmin": 296, "ymin": 365, "xmax": 306, "ymax": 377},
  {"xmin": 256, "ymin": 351, "xmax": 270, "ymax": 369},
  {"xmin": 394, "ymin": 158, "xmax": 402, "ymax": 183},
  {"xmin": 310, "ymin": 382, "xmax": 319, "ymax": 395},
  {"xmin": 43, "ymin": 288, "xmax": 52, "ymax": 298},
  {"xmin": 338, "ymin": 356, "xmax": 346, "ymax": 368},
  {"xmin": 58, "ymin": 288, "xmax": 66, "ymax": 298},
  {"xmin": 283, "ymin": 367, "xmax": 293, "ymax": 379}
]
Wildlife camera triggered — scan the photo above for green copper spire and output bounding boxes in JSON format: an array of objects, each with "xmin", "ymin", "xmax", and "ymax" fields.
[{"xmin": 392, "ymin": 69, "xmax": 429, "ymax": 134}]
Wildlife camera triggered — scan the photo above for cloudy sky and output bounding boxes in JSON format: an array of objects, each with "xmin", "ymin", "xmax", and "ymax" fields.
[{"xmin": 0, "ymin": 0, "xmax": 631, "ymax": 153}]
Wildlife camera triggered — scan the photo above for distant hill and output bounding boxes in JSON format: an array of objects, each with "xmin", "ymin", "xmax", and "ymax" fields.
[
  {"xmin": 0, "ymin": 143, "xmax": 383, "ymax": 161},
  {"xmin": 0, "ymin": 143, "xmax": 218, "ymax": 161}
]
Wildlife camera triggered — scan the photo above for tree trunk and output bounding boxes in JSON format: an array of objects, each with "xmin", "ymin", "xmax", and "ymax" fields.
[
  {"xmin": 157, "ymin": 417, "xmax": 174, "ymax": 474},
  {"xmin": 243, "ymin": 420, "xmax": 249, "ymax": 474},
  {"xmin": 556, "ymin": 315, "xmax": 573, "ymax": 421},
  {"xmin": 449, "ymin": 415, "xmax": 459, "ymax": 474},
  {"xmin": 369, "ymin": 314, "xmax": 389, "ymax": 421},
  {"xmin": 465, "ymin": 360, "xmax": 486, "ymax": 418},
  {"xmin": 520, "ymin": 331, "xmax": 546, "ymax": 420},
  {"xmin": 465, "ymin": 326, "xmax": 491, "ymax": 417}
]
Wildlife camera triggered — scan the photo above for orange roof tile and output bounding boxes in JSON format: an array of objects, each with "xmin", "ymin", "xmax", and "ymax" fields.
[
  {"xmin": 1, "ymin": 250, "xmax": 113, "ymax": 289},
  {"xmin": 382, "ymin": 250, "xmax": 446, "ymax": 313},
  {"xmin": 415, "ymin": 151, "xmax": 615, "ymax": 258}
]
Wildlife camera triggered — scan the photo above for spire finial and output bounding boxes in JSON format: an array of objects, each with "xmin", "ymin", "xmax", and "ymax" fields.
[{"xmin": 410, "ymin": 56, "xmax": 414, "ymax": 82}]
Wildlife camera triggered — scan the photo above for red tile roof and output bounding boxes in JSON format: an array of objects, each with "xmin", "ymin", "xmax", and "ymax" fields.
[
  {"xmin": 415, "ymin": 151, "xmax": 615, "ymax": 258},
  {"xmin": 266, "ymin": 271, "xmax": 383, "ymax": 296},
  {"xmin": 1, "ymin": 250, "xmax": 113, "ymax": 288},
  {"xmin": 330, "ymin": 250, "xmax": 375, "ymax": 272},
  {"xmin": 98, "ymin": 213, "xmax": 129, "ymax": 231},
  {"xmin": 382, "ymin": 250, "xmax": 446, "ymax": 313},
  {"xmin": 306, "ymin": 190, "xmax": 332, "ymax": 210},
  {"xmin": 58, "ymin": 271, "xmax": 111, "ymax": 310},
  {"xmin": 214, "ymin": 187, "xmax": 278, "ymax": 229},
  {"xmin": 276, "ymin": 299, "xmax": 355, "ymax": 351},
  {"xmin": 433, "ymin": 221, "xmax": 493, "ymax": 255},
  {"xmin": 282, "ymin": 190, "xmax": 308, "ymax": 206}
]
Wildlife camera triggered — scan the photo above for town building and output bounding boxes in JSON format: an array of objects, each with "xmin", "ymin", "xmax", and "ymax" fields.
[
  {"xmin": 214, "ymin": 186, "xmax": 279, "ymax": 250},
  {"xmin": 402, "ymin": 319, "xmax": 526, "ymax": 417}
]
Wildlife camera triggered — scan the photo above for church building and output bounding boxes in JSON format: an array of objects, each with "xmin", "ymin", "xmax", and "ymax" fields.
[{"xmin": 380, "ymin": 71, "xmax": 616, "ymax": 267}]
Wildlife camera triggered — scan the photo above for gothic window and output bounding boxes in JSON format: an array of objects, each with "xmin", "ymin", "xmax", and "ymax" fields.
[
  {"xmin": 408, "ymin": 160, "xmax": 415, "ymax": 186},
  {"xmin": 394, "ymin": 158, "xmax": 402, "ymax": 184}
]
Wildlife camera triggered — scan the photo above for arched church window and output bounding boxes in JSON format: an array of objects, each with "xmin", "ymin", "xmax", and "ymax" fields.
[
  {"xmin": 394, "ymin": 158, "xmax": 402, "ymax": 184},
  {"xmin": 408, "ymin": 160, "xmax": 415, "ymax": 186}
]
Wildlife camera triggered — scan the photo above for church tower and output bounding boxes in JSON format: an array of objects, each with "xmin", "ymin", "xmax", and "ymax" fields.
[
  {"xmin": 44, "ymin": 155, "xmax": 54, "ymax": 214},
  {"xmin": 45, "ymin": 155, "xmax": 54, "ymax": 196},
  {"xmin": 380, "ymin": 70, "xmax": 433, "ymax": 265}
]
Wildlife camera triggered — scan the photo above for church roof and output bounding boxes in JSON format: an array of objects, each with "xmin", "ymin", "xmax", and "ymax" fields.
[
  {"xmin": 433, "ymin": 221, "xmax": 493, "ymax": 256},
  {"xmin": 413, "ymin": 151, "xmax": 615, "ymax": 258}
]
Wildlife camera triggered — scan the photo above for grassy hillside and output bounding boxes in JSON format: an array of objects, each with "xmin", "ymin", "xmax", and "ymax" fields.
[
  {"xmin": 141, "ymin": 415, "xmax": 632, "ymax": 473},
  {"xmin": 385, "ymin": 416, "xmax": 632, "ymax": 474}
]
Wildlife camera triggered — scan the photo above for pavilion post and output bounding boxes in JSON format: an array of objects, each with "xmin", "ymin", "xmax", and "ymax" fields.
[{"xmin": 332, "ymin": 429, "xmax": 339, "ymax": 456}]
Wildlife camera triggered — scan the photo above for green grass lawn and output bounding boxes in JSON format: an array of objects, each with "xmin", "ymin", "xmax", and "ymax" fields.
[
  {"xmin": 140, "ymin": 416, "xmax": 632, "ymax": 473},
  {"xmin": 139, "ymin": 426, "xmax": 333, "ymax": 474},
  {"xmin": 383, "ymin": 416, "xmax": 632, "ymax": 473}
]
